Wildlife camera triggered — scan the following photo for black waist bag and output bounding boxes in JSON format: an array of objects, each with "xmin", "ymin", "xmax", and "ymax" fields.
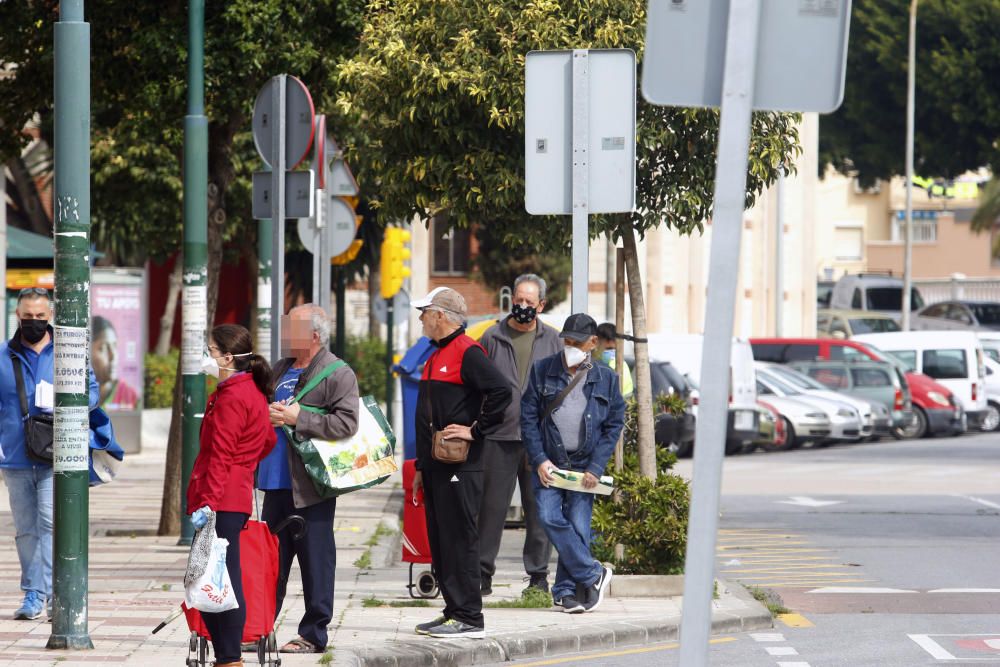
[{"xmin": 11, "ymin": 352, "xmax": 55, "ymax": 464}]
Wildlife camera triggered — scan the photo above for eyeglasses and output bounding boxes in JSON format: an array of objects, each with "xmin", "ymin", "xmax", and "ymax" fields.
[{"xmin": 18, "ymin": 287, "xmax": 50, "ymax": 298}]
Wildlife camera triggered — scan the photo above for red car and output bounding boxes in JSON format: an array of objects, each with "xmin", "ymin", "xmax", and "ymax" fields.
[{"xmin": 750, "ymin": 338, "xmax": 965, "ymax": 438}]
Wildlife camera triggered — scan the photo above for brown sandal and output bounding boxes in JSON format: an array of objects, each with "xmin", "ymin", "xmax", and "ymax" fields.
[{"xmin": 279, "ymin": 637, "xmax": 322, "ymax": 654}]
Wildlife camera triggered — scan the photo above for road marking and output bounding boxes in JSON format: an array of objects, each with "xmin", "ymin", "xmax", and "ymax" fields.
[
  {"xmin": 961, "ymin": 495, "xmax": 1000, "ymax": 511},
  {"xmin": 908, "ymin": 634, "xmax": 957, "ymax": 660},
  {"xmin": 509, "ymin": 637, "xmax": 738, "ymax": 665},
  {"xmin": 808, "ymin": 586, "xmax": 916, "ymax": 594},
  {"xmin": 928, "ymin": 588, "xmax": 1000, "ymax": 593},
  {"xmin": 776, "ymin": 496, "xmax": 845, "ymax": 507},
  {"xmin": 766, "ymin": 646, "xmax": 799, "ymax": 656},
  {"xmin": 778, "ymin": 613, "xmax": 814, "ymax": 628},
  {"xmin": 750, "ymin": 632, "xmax": 786, "ymax": 642},
  {"xmin": 776, "ymin": 662, "xmax": 812, "ymax": 667},
  {"xmin": 724, "ymin": 564, "xmax": 864, "ymax": 573}
]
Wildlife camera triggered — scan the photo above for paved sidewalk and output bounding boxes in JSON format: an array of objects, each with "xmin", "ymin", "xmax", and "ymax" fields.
[{"xmin": 0, "ymin": 409, "xmax": 771, "ymax": 666}]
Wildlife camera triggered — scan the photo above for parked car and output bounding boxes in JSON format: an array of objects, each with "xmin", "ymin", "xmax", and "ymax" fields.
[
  {"xmin": 910, "ymin": 300, "xmax": 1000, "ymax": 332},
  {"xmin": 648, "ymin": 360, "xmax": 697, "ymax": 457},
  {"xmin": 829, "ymin": 273, "xmax": 926, "ymax": 321},
  {"xmin": 981, "ymin": 357, "xmax": 1000, "ymax": 432},
  {"xmin": 978, "ymin": 332, "xmax": 1000, "ymax": 364},
  {"xmin": 788, "ymin": 359, "xmax": 909, "ymax": 437},
  {"xmin": 751, "ymin": 384, "xmax": 834, "ymax": 448},
  {"xmin": 817, "ymin": 280, "xmax": 836, "ymax": 309},
  {"xmin": 817, "ymin": 309, "xmax": 900, "ymax": 339},
  {"xmin": 755, "ymin": 399, "xmax": 789, "ymax": 452},
  {"xmin": 852, "ymin": 331, "xmax": 987, "ymax": 430},
  {"xmin": 756, "ymin": 363, "xmax": 867, "ymax": 444},
  {"xmin": 750, "ymin": 338, "xmax": 965, "ymax": 438},
  {"xmin": 647, "ymin": 334, "xmax": 759, "ymax": 454}
]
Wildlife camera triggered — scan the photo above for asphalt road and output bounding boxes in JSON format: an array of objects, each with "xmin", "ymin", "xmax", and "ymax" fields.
[{"xmin": 504, "ymin": 432, "xmax": 1000, "ymax": 666}]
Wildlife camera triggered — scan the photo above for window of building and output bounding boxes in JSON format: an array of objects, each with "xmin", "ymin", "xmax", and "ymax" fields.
[
  {"xmin": 430, "ymin": 217, "xmax": 471, "ymax": 276},
  {"xmin": 834, "ymin": 225, "xmax": 863, "ymax": 261}
]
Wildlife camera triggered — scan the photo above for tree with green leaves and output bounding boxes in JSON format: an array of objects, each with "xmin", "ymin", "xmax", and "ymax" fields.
[
  {"xmin": 0, "ymin": 0, "xmax": 366, "ymax": 533},
  {"xmin": 820, "ymin": 0, "xmax": 1000, "ymax": 187},
  {"xmin": 336, "ymin": 0, "xmax": 800, "ymax": 477}
]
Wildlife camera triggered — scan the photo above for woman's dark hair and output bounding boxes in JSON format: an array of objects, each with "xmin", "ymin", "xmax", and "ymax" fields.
[
  {"xmin": 210, "ymin": 324, "xmax": 272, "ymax": 398},
  {"xmin": 92, "ymin": 315, "xmax": 114, "ymax": 339}
]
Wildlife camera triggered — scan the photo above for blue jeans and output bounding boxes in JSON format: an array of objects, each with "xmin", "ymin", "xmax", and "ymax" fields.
[
  {"xmin": 2, "ymin": 467, "xmax": 53, "ymax": 597},
  {"xmin": 533, "ymin": 477, "xmax": 602, "ymax": 601}
]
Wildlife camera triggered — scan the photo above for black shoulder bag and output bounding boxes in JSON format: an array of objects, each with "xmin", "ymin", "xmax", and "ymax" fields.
[
  {"xmin": 541, "ymin": 361, "xmax": 591, "ymax": 422},
  {"xmin": 10, "ymin": 352, "xmax": 55, "ymax": 464}
]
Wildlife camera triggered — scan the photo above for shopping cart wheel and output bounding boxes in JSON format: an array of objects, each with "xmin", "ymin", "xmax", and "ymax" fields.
[
  {"xmin": 257, "ymin": 637, "xmax": 267, "ymax": 666},
  {"xmin": 188, "ymin": 633, "xmax": 198, "ymax": 653},
  {"xmin": 416, "ymin": 570, "xmax": 439, "ymax": 598},
  {"xmin": 198, "ymin": 636, "xmax": 210, "ymax": 666}
]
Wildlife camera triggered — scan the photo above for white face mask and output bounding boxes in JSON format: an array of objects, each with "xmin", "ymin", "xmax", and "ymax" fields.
[
  {"xmin": 563, "ymin": 345, "xmax": 588, "ymax": 367},
  {"xmin": 201, "ymin": 354, "xmax": 223, "ymax": 378}
]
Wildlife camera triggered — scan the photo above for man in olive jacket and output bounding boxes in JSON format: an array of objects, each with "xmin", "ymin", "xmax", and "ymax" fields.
[
  {"xmin": 477, "ymin": 274, "xmax": 562, "ymax": 596},
  {"xmin": 260, "ymin": 304, "xmax": 359, "ymax": 654}
]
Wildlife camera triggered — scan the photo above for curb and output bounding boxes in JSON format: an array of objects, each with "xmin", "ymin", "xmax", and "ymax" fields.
[
  {"xmin": 367, "ymin": 483, "xmax": 405, "ymax": 569},
  {"xmin": 335, "ymin": 580, "xmax": 773, "ymax": 666}
]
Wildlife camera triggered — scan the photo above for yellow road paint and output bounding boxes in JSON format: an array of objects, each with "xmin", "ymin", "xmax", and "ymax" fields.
[
  {"xmin": 735, "ymin": 579, "xmax": 873, "ymax": 587},
  {"xmin": 778, "ymin": 613, "xmax": 815, "ymax": 628},
  {"xmin": 511, "ymin": 637, "xmax": 738, "ymax": 666},
  {"xmin": 724, "ymin": 565, "xmax": 856, "ymax": 573}
]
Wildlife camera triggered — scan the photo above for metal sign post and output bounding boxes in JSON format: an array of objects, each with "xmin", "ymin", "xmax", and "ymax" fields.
[
  {"xmin": 525, "ymin": 49, "xmax": 636, "ymax": 313},
  {"xmin": 270, "ymin": 77, "xmax": 287, "ymax": 358},
  {"xmin": 676, "ymin": 2, "xmax": 760, "ymax": 663},
  {"xmin": 641, "ymin": 1, "xmax": 852, "ymax": 664}
]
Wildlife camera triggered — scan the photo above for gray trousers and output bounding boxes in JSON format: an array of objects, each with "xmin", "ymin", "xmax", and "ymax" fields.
[{"xmin": 478, "ymin": 439, "xmax": 553, "ymax": 580}]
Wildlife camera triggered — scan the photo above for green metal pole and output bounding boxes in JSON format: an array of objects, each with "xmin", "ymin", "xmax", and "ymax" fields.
[
  {"xmin": 258, "ymin": 218, "xmax": 273, "ymax": 360},
  {"xmin": 48, "ymin": 0, "xmax": 93, "ymax": 649},
  {"xmin": 335, "ymin": 267, "xmax": 346, "ymax": 357},
  {"xmin": 179, "ymin": 0, "xmax": 208, "ymax": 546},
  {"xmin": 385, "ymin": 300, "xmax": 393, "ymax": 424}
]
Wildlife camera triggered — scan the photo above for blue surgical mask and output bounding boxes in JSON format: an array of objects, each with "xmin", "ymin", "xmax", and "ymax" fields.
[{"xmin": 601, "ymin": 349, "xmax": 614, "ymax": 364}]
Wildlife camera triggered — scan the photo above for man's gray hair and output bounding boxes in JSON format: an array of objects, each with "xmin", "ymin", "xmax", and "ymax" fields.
[
  {"xmin": 440, "ymin": 309, "xmax": 465, "ymax": 327},
  {"xmin": 291, "ymin": 303, "xmax": 331, "ymax": 346},
  {"xmin": 513, "ymin": 273, "xmax": 547, "ymax": 302}
]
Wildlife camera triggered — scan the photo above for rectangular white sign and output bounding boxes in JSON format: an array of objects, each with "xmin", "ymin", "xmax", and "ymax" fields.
[
  {"xmin": 53, "ymin": 405, "xmax": 90, "ymax": 472},
  {"xmin": 54, "ymin": 326, "xmax": 89, "ymax": 394},
  {"xmin": 182, "ymin": 285, "xmax": 207, "ymax": 375},
  {"xmin": 525, "ymin": 49, "xmax": 637, "ymax": 215}
]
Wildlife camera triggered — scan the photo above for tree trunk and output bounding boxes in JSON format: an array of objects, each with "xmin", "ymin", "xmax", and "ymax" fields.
[
  {"xmin": 622, "ymin": 228, "xmax": 657, "ymax": 480},
  {"xmin": 155, "ymin": 258, "xmax": 183, "ymax": 355},
  {"xmin": 156, "ymin": 357, "xmax": 184, "ymax": 535}
]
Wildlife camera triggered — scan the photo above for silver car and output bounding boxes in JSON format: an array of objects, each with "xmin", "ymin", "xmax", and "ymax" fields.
[
  {"xmin": 761, "ymin": 363, "xmax": 889, "ymax": 439},
  {"xmin": 751, "ymin": 392, "xmax": 833, "ymax": 448},
  {"xmin": 911, "ymin": 300, "xmax": 1000, "ymax": 332},
  {"xmin": 755, "ymin": 364, "xmax": 865, "ymax": 443}
]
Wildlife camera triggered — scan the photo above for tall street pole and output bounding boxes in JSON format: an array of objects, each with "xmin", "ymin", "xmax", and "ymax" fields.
[
  {"xmin": 179, "ymin": 0, "xmax": 208, "ymax": 545},
  {"xmin": 902, "ymin": 0, "xmax": 918, "ymax": 331},
  {"xmin": 49, "ymin": 0, "xmax": 93, "ymax": 649},
  {"xmin": 258, "ymin": 218, "xmax": 273, "ymax": 360},
  {"xmin": 0, "ymin": 164, "xmax": 6, "ymax": 341}
]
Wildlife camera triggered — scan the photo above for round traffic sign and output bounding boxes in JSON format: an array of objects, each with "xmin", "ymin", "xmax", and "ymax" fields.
[
  {"xmin": 252, "ymin": 75, "xmax": 315, "ymax": 170},
  {"xmin": 296, "ymin": 195, "xmax": 358, "ymax": 259}
]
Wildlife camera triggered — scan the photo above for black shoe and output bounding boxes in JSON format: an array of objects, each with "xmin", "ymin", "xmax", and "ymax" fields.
[
  {"xmin": 415, "ymin": 615, "xmax": 447, "ymax": 635},
  {"xmin": 426, "ymin": 619, "xmax": 486, "ymax": 639},
  {"xmin": 582, "ymin": 565, "xmax": 613, "ymax": 612},
  {"xmin": 523, "ymin": 574, "xmax": 549, "ymax": 594},
  {"xmin": 561, "ymin": 595, "xmax": 585, "ymax": 614},
  {"xmin": 480, "ymin": 575, "xmax": 492, "ymax": 596}
]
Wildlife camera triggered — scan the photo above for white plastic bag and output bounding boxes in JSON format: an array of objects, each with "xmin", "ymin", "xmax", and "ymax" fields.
[{"xmin": 184, "ymin": 536, "xmax": 239, "ymax": 613}]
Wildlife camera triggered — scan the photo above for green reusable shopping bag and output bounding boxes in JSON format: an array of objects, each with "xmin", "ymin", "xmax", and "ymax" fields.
[{"xmin": 283, "ymin": 361, "xmax": 397, "ymax": 498}]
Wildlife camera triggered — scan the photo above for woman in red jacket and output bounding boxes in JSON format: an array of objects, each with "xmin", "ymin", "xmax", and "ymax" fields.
[{"xmin": 187, "ymin": 324, "xmax": 277, "ymax": 667}]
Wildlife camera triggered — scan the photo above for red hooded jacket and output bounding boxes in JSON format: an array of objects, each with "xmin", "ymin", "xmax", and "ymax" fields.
[{"xmin": 187, "ymin": 373, "xmax": 277, "ymax": 514}]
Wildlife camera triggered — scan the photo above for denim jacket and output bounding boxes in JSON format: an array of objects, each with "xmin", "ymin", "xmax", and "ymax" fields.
[{"xmin": 521, "ymin": 351, "xmax": 626, "ymax": 479}]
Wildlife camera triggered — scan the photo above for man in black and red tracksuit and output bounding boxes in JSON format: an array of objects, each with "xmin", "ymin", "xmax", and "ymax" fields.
[{"xmin": 410, "ymin": 287, "xmax": 511, "ymax": 639}]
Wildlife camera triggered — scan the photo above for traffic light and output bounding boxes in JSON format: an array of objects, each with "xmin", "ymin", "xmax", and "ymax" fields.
[{"xmin": 380, "ymin": 227, "xmax": 412, "ymax": 299}]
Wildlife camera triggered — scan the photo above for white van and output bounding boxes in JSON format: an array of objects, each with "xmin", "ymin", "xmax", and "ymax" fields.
[
  {"xmin": 852, "ymin": 331, "xmax": 987, "ymax": 428},
  {"xmin": 830, "ymin": 273, "xmax": 925, "ymax": 321},
  {"xmin": 647, "ymin": 333, "xmax": 758, "ymax": 450}
]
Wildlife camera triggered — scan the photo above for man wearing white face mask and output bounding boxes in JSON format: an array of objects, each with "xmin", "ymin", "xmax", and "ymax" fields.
[{"xmin": 521, "ymin": 313, "xmax": 625, "ymax": 614}]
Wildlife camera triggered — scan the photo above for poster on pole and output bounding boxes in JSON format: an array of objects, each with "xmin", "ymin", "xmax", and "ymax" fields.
[{"xmin": 91, "ymin": 271, "xmax": 146, "ymax": 412}]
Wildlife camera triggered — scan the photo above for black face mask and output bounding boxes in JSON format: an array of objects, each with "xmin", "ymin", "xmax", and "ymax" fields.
[
  {"xmin": 511, "ymin": 303, "xmax": 538, "ymax": 325},
  {"xmin": 19, "ymin": 319, "xmax": 48, "ymax": 344}
]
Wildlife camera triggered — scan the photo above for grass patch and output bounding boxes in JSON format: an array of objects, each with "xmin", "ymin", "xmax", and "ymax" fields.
[
  {"xmin": 361, "ymin": 595, "xmax": 432, "ymax": 608},
  {"xmin": 365, "ymin": 522, "xmax": 397, "ymax": 547},
  {"xmin": 353, "ymin": 551, "xmax": 371, "ymax": 570},
  {"xmin": 484, "ymin": 586, "xmax": 552, "ymax": 609},
  {"xmin": 747, "ymin": 586, "xmax": 790, "ymax": 617},
  {"xmin": 319, "ymin": 650, "xmax": 333, "ymax": 664}
]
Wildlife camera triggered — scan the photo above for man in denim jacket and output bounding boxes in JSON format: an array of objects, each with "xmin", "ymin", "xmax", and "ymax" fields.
[{"xmin": 521, "ymin": 313, "xmax": 626, "ymax": 613}]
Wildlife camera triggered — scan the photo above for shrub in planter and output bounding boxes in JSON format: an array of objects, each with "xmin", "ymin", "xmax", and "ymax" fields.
[
  {"xmin": 345, "ymin": 335, "xmax": 387, "ymax": 405},
  {"xmin": 590, "ymin": 395, "xmax": 691, "ymax": 574},
  {"xmin": 144, "ymin": 349, "xmax": 179, "ymax": 409}
]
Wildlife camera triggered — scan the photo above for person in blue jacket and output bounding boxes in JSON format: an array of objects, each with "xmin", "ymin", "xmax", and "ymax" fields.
[
  {"xmin": 0, "ymin": 288, "xmax": 98, "ymax": 620},
  {"xmin": 521, "ymin": 313, "xmax": 625, "ymax": 614}
]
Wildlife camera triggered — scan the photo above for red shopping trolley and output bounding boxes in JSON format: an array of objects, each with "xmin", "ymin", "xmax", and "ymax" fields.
[
  {"xmin": 402, "ymin": 459, "xmax": 439, "ymax": 598},
  {"xmin": 178, "ymin": 517, "xmax": 304, "ymax": 667}
]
